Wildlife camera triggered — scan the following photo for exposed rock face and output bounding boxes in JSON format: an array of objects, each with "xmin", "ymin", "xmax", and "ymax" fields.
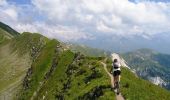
[
  {"xmin": 23, "ymin": 67, "xmax": 33, "ymax": 89},
  {"xmin": 23, "ymin": 38, "xmax": 47, "ymax": 90},
  {"xmin": 148, "ymin": 76, "xmax": 167, "ymax": 86},
  {"xmin": 44, "ymin": 45, "xmax": 62, "ymax": 80},
  {"xmin": 30, "ymin": 37, "xmax": 46, "ymax": 61}
]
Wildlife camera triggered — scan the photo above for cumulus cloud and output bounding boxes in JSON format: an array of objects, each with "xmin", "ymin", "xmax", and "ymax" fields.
[
  {"xmin": 0, "ymin": 0, "xmax": 18, "ymax": 22},
  {"xmin": 0, "ymin": 0, "xmax": 7, "ymax": 6},
  {"xmin": 3, "ymin": 8, "xmax": 18, "ymax": 20},
  {"xmin": 14, "ymin": 22, "xmax": 94, "ymax": 41},
  {"xmin": 31, "ymin": 0, "xmax": 170, "ymax": 37},
  {"xmin": 0, "ymin": 0, "xmax": 93, "ymax": 41},
  {"xmin": 1, "ymin": 0, "xmax": 170, "ymax": 41}
]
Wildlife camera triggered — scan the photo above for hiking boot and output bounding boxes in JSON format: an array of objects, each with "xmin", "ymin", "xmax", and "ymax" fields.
[{"xmin": 114, "ymin": 89, "xmax": 117, "ymax": 93}]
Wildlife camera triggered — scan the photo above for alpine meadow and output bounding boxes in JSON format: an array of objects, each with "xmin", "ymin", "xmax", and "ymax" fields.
[{"xmin": 1, "ymin": 0, "xmax": 170, "ymax": 100}]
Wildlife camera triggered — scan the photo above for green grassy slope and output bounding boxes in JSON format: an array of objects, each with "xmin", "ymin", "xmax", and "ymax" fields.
[
  {"xmin": 19, "ymin": 48, "xmax": 116, "ymax": 100},
  {"xmin": 0, "ymin": 32, "xmax": 49, "ymax": 99},
  {"xmin": 0, "ymin": 28, "xmax": 13, "ymax": 44},
  {"xmin": 106, "ymin": 58, "xmax": 170, "ymax": 100},
  {"xmin": 0, "ymin": 31, "xmax": 170, "ymax": 100},
  {"xmin": 121, "ymin": 68, "xmax": 170, "ymax": 100},
  {"xmin": 19, "ymin": 45, "xmax": 170, "ymax": 100},
  {"xmin": 10, "ymin": 32, "xmax": 49, "ymax": 56},
  {"xmin": 19, "ymin": 39, "xmax": 60, "ymax": 99},
  {"xmin": 0, "ymin": 43, "xmax": 31, "ymax": 99},
  {"xmin": 65, "ymin": 43, "xmax": 110, "ymax": 57},
  {"xmin": 0, "ymin": 21, "xmax": 20, "ymax": 44},
  {"xmin": 36, "ymin": 55, "xmax": 115, "ymax": 100}
]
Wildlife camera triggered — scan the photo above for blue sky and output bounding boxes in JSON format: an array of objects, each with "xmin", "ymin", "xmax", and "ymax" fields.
[
  {"xmin": 7, "ymin": 0, "xmax": 31, "ymax": 4},
  {"xmin": 1, "ymin": 0, "xmax": 170, "ymax": 41}
]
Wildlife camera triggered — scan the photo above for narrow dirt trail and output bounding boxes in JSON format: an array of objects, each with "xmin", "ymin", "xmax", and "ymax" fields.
[{"xmin": 100, "ymin": 62, "xmax": 124, "ymax": 100}]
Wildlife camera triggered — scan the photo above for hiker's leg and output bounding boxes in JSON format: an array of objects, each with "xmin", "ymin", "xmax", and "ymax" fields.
[
  {"xmin": 116, "ymin": 76, "xmax": 119, "ymax": 82},
  {"xmin": 114, "ymin": 76, "xmax": 119, "ymax": 87},
  {"xmin": 113, "ymin": 76, "xmax": 116, "ymax": 87},
  {"xmin": 118, "ymin": 75, "xmax": 121, "ymax": 82},
  {"xmin": 111, "ymin": 76, "xmax": 114, "ymax": 88},
  {"xmin": 110, "ymin": 74, "xmax": 114, "ymax": 88}
]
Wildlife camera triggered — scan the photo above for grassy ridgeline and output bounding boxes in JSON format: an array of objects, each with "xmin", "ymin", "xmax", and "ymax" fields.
[
  {"xmin": 0, "ymin": 32, "xmax": 51, "ymax": 99},
  {"xmin": 0, "ymin": 25, "xmax": 170, "ymax": 99},
  {"xmin": 19, "ymin": 48, "xmax": 116, "ymax": 99}
]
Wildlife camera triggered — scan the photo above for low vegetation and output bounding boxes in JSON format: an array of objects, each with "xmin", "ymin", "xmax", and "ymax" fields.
[{"xmin": 0, "ymin": 22, "xmax": 170, "ymax": 100}]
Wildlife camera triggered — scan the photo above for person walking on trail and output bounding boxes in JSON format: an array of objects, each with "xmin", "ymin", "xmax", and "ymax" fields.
[{"xmin": 110, "ymin": 59, "xmax": 121, "ymax": 93}]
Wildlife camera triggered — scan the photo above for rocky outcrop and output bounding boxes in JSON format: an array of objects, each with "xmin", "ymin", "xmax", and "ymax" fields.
[
  {"xmin": 84, "ymin": 67, "xmax": 102, "ymax": 84},
  {"xmin": 30, "ymin": 37, "xmax": 46, "ymax": 62},
  {"xmin": 78, "ymin": 85, "xmax": 111, "ymax": 100},
  {"xmin": 23, "ymin": 38, "xmax": 46, "ymax": 90},
  {"xmin": 23, "ymin": 67, "xmax": 33, "ymax": 89},
  {"xmin": 44, "ymin": 45, "xmax": 62, "ymax": 80}
]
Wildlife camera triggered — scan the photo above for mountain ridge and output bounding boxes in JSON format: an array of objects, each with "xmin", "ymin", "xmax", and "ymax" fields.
[
  {"xmin": 0, "ymin": 22, "xmax": 170, "ymax": 100},
  {"xmin": 122, "ymin": 48, "xmax": 170, "ymax": 90},
  {"xmin": 0, "ymin": 21, "xmax": 20, "ymax": 37}
]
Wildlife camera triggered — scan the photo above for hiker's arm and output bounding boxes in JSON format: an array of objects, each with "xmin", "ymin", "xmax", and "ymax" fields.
[{"xmin": 110, "ymin": 64, "xmax": 113, "ymax": 73}]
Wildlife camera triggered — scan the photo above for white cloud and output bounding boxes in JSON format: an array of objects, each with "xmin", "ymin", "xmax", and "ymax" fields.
[
  {"xmin": 31, "ymin": 0, "xmax": 70, "ymax": 20},
  {"xmin": 0, "ymin": 0, "xmax": 7, "ymax": 6},
  {"xmin": 0, "ymin": 0, "xmax": 18, "ymax": 21},
  {"xmin": 0, "ymin": 0, "xmax": 93, "ymax": 41},
  {"xmin": 14, "ymin": 22, "xmax": 94, "ymax": 41},
  {"xmin": 96, "ymin": 21, "xmax": 115, "ymax": 33},
  {"xmin": 2, "ymin": 8, "xmax": 18, "ymax": 20},
  {"xmin": 31, "ymin": 0, "xmax": 170, "ymax": 37},
  {"xmin": 1, "ymin": 0, "xmax": 170, "ymax": 41}
]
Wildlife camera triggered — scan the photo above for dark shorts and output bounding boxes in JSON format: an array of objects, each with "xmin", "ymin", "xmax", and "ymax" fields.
[{"xmin": 113, "ymin": 70, "xmax": 121, "ymax": 77}]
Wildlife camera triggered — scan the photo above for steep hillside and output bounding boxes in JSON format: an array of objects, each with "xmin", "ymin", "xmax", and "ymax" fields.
[
  {"xmin": 0, "ymin": 22, "xmax": 20, "ymax": 37},
  {"xmin": 0, "ymin": 29, "xmax": 170, "ymax": 99},
  {"xmin": 122, "ymin": 49, "xmax": 170, "ymax": 90},
  {"xmin": 17, "ymin": 46, "xmax": 170, "ymax": 100},
  {"xmin": 18, "ymin": 44, "xmax": 116, "ymax": 99},
  {"xmin": 105, "ymin": 59, "xmax": 170, "ymax": 100},
  {"xmin": 0, "ymin": 21, "xmax": 20, "ymax": 44},
  {"xmin": 0, "ymin": 28, "xmax": 12, "ymax": 43},
  {"xmin": 0, "ymin": 32, "xmax": 49, "ymax": 99}
]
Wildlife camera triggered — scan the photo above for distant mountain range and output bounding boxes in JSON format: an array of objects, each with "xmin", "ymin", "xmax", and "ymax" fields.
[
  {"xmin": 122, "ymin": 49, "xmax": 170, "ymax": 90},
  {"xmin": 0, "ymin": 22, "xmax": 170, "ymax": 100},
  {"xmin": 76, "ymin": 33, "xmax": 170, "ymax": 54}
]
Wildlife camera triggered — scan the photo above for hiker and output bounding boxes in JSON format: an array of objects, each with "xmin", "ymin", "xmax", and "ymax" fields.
[{"xmin": 110, "ymin": 59, "xmax": 121, "ymax": 90}]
